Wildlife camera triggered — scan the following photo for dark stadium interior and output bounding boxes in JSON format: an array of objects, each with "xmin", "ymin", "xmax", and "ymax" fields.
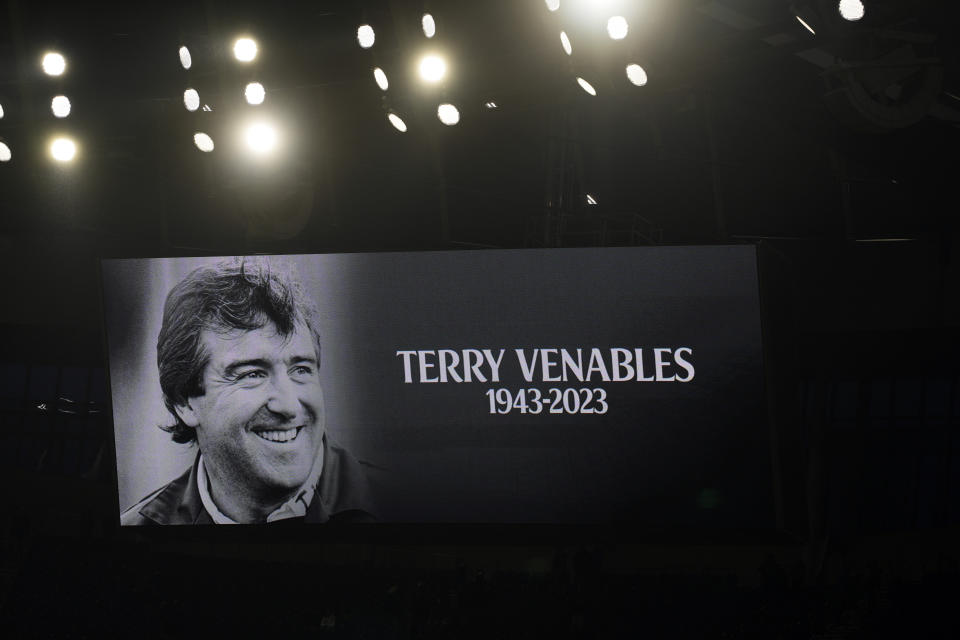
[{"xmin": 1, "ymin": 0, "xmax": 959, "ymax": 637}]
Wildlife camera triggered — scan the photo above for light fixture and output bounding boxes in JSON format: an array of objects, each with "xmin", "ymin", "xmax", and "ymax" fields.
[
  {"xmin": 560, "ymin": 31, "xmax": 572, "ymax": 55},
  {"xmin": 233, "ymin": 37, "xmax": 258, "ymax": 62},
  {"xmin": 437, "ymin": 103, "xmax": 460, "ymax": 125},
  {"xmin": 373, "ymin": 67, "xmax": 389, "ymax": 91},
  {"xmin": 576, "ymin": 77, "xmax": 597, "ymax": 96},
  {"xmin": 0, "ymin": 141, "xmax": 10, "ymax": 162},
  {"xmin": 545, "ymin": 0, "xmax": 560, "ymax": 11},
  {"xmin": 418, "ymin": 55, "xmax": 447, "ymax": 83},
  {"xmin": 388, "ymin": 112, "xmax": 407, "ymax": 132},
  {"xmin": 194, "ymin": 132, "xmax": 214, "ymax": 152},
  {"xmin": 245, "ymin": 121, "xmax": 278, "ymax": 154},
  {"xmin": 245, "ymin": 82, "xmax": 265, "ymax": 105},
  {"xmin": 795, "ymin": 14, "xmax": 816, "ymax": 34},
  {"xmin": 422, "ymin": 14, "xmax": 436, "ymax": 38},
  {"xmin": 184, "ymin": 88, "xmax": 200, "ymax": 111},
  {"xmin": 51, "ymin": 95, "xmax": 71, "ymax": 118},
  {"xmin": 42, "ymin": 52, "xmax": 66, "ymax": 76},
  {"xmin": 626, "ymin": 64, "xmax": 648, "ymax": 86},
  {"xmin": 607, "ymin": 16, "xmax": 629, "ymax": 40},
  {"xmin": 357, "ymin": 25, "xmax": 375, "ymax": 48},
  {"xmin": 50, "ymin": 137, "xmax": 76, "ymax": 162},
  {"xmin": 179, "ymin": 46, "xmax": 192, "ymax": 69},
  {"xmin": 838, "ymin": 0, "xmax": 865, "ymax": 21}
]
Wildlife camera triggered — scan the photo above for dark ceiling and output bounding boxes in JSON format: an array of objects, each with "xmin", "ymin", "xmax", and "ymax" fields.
[{"xmin": 0, "ymin": 0, "xmax": 958, "ymax": 348}]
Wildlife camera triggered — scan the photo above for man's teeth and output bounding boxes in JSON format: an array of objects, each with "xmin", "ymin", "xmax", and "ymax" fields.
[{"xmin": 255, "ymin": 427, "xmax": 300, "ymax": 443}]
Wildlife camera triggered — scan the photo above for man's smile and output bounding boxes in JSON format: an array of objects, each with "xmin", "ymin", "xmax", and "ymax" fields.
[{"xmin": 252, "ymin": 426, "xmax": 304, "ymax": 443}]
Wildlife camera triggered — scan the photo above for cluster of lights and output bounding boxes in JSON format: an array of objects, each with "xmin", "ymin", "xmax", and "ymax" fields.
[
  {"xmin": 357, "ymin": 15, "xmax": 467, "ymax": 133},
  {"xmin": 43, "ymin": 52, "xmax": 77, "ymax": 163},
  {"xmin": 179, "ymin": 36, "xmax": 277, "ymax": 156},
  {"xmin": 795, "ymin": 0, "xmax": 866, "ymax": 35},
  {"xmin": 544, "ymin": 1, "xmax": 649, "ymax": 97}
]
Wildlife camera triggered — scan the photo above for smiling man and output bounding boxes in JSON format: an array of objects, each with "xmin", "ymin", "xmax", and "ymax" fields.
[{"xmin": 121, "ymin": 258, "xmax": 375, "ymax": 525}]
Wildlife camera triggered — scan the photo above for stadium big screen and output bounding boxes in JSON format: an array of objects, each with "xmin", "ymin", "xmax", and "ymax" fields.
[{"xmin": 101, "ymin": 247, "xmax": 771, "ymax": 528}]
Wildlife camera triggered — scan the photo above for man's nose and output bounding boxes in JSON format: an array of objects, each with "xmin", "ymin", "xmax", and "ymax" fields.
[{"xmin": 265, "ymin": 374, "xmax": 300, "ymax": 419}]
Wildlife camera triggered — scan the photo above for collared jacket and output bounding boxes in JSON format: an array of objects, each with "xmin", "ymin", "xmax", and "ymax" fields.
[{"xmin": 120, "ymin": 436, "xmax": 376, "ymax": 525}]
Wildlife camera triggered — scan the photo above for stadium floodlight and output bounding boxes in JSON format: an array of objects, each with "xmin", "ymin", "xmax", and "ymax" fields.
[
  {"xmin": 838, "ymin": 0, "xmax": 865, "ymax": 21},
  {"xmin": 795, "ymin": 14, "xmax": 816, "ymax": 34},
  {"xmin": 576, "ymin": 77, "xmax": 597, "ymax": 96},
  {"xmin": 194, "ymin": 132, "xmax": 214, "ymax": 152},
  {"xmin": 560, "ymin": 31, "xmax": 572, "ymax": 55},
  {"xmin": 373, "ymin": 67, "xmax": 389, "ymax": 91},
  {"xmin": 245, "ymin": 82, "xmax": 266, "ymax": 105},
  {"xmin": 422, "ymin": 14, "xmax": 436, "ymax": 38},
  {"xmin": 418, "ymin": 55, "xmax": 447, "ymax": 83},
  {"xmin": 626, "ymin": 64, "xmax": 648, "ymax": 86},
  {"xmin": 607, "ymin": 16, "xmax": 628, "ymax": 40},
  {"xmin": 245, "ymin": 121, "xmax": 277, "ymax": 154},
  {"xmin": 0, "ymin": 141, "xmax": 10, "ymax": 162},
  {"xmin": 179, "ymin": 46, "xmax": 192, "ymax": 69},
  {"xmin": 233, "ymin": 37, "xmax": 258, "ymax": 62},
  {"xmin": 437, "ymin": 103, "xmax": 460, "ymax": 125},
  {"xmin": 388, "ymin": 112, "xmax": 407, "ymax": 132},
  {"xmin": 50, "ymin": 137, "xmax": 76, "ymax": 162},
  {"xmin": 545, "ymin": 0, "xmax": 560, "ymax": 11},
  {"xmin": 357, "ymin": 25, "xmax": 375, "ymax": 48},
  {"xmin": 51, "ymin": 95, "xmax": 71, "ymax": 118},
  {"xmin": 42, "ymin": 52, "xmax": 66, "ymax": 76},
  {"xmin": 184, "ymin": 88, "xmax": 200, "ymax": 111}
]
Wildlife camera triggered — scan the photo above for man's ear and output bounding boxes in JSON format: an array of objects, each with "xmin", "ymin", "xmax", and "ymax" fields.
[{"xmin": 174, "ymin": 399, "xmax": 200, "ymax": 428}]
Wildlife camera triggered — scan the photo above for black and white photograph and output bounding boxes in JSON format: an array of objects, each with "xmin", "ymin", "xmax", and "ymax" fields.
[
  {"xmin": 3, "ymin": 0, "xmax": 959, "ymax": 636},
  {"xmin": 102, "ymin": 247, "xmax": 770, "ymax": 526}
]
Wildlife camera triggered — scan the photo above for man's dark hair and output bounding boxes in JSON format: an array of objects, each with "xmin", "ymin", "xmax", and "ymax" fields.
[{"xmin": 157, "ymin": 258, "xmax": 321, "ymax": 444}]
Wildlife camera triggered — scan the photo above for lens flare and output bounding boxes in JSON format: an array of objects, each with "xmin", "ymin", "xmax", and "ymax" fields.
[
  {"xmin": 422, "ymin": 14, "xmax": 436, "ymax": 38},
  {"xmin": 626, "ymin": 64, "xmax": 648, "ymax": 86},
  {"xmin": 194, "ymin": 132, "xmax": 214, "ymax": 152},
  {"xmin": 373, "ymin": 67, "xmax": 389, "ymax": 91},
  {"xmin": 419, "ymin": 55, "xmax": 447, "ymax": 83},
  {"xmin": 50, "ymin": 137, "xmax": 76, "ymax": 162},
  {"xmin": 388, "ymin": 113, "xmax": 407, "ymax": 132},
  {"xmin": 51, "ymin": 95, "xmax": 71, "ymax": 118},
  {"xmin": 357, "ymin": 25, "xmax": 375, "ymax": 48},
  {"xmin": 576, "ymin": 77, "xmax": 597, "ymax": 96},
  {"xmin": 233, "ymin": 37, "xmax": 258, "ymax": 62},
  {"xmin": 245, "ymin": 82, "xmax": 266, "ymax": 105},
  {"xmin": 42, "ymin": 52, "xmax": 66, "ymax": 76},
  {"xmin": 179, "ymin": 46, "xmax": 192, "ymax": 69}
]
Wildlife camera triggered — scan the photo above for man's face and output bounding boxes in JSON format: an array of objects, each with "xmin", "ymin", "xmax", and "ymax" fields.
[{"xmin": 176, "ymin": 321, "xmax": 324, "ymax": 508}]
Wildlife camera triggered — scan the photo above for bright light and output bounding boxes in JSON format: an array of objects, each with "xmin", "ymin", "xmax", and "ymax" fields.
[
  {"xmin": 485, "ymin": 101, "xmax": 498, "ymax": 109},
  {"xmin": 419, "ymin": 55, "xmax": 447, "ymax": 83},
  {"xmin": 0, "ymin": 141, "xmax": 10, "ymax": 162},
  {"xmin": 357, "ymin": 25, "xmax": 375, "ymax": 48},
  {"xmin": 388, "ymin": 113, "xmax": 407, "ymax": 132},
  {"xmin": 607, "ymin": 16, "xmax": 629, "ymax": 40},
  {"xmin": 626, "ymin": 64, "xmax": 648, "ymax": 86},
  {"xmin": 838, "ymin": 0, "xmax": 865, "ymax": 21},
  {"xmin": 194, "ymin": 132, "xmax": 214, "ymax": 152},
  {"xmin": 422, "ymin": 14, "xmax": 436, "ymax": 38},
  {"xmin": 586, "ymin": 194, "xmax": 598, "ymax": 205},
  {"xmin": 0, "ymin": 103, "xmax": 4, "ymax": 119},
  {"xmin": 796, "ymin": 15, "xmax": 816, "ymax": 34},
  {"xmin": 51, "ymin": 95, "xmax": 71, "ymax": 118},
  {"xmin": 233, "ymin": 37, "xmax": 258, "ymax": 62},
  {"xmin": 560, "ymin": 31, "xmax": 572, "ymax": 55},
  {"xmin": 373, "ymin": 67, "xmax": 389, "ymax": 91},
  {"xmin": 576, "ymin": 77, "xmax": 597, "ymax": 96},
  {"xmin": 42, "ymin": 52, "xmax": 66, "ymax": 76},
  {"xmin": 437, "ymin": 103, "xmax": 460, "ymax": 125},
  {"xmin": 245, "ymin": 82, "xmax": 265, "ymax": 105},
  {"xmin": 179, "ymin": 46, "xmax": 192, "ymax": 69},
  {"xmin": 50, "ymin": 137, "xmax": 76, "ymax": 162},
  {"xmin": 184, "ymin": 88, "xmax": 200, "ymax": 111},
  {"xmin": 245, "ymin": 122, "xmax": 277, "ymax": 154},
  {"xmin": 545, "ymin": 0, "xmax": 560, "ymax": 11}
]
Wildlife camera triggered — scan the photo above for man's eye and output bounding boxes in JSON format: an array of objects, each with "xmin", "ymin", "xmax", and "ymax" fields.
[
  {"xmin": 237, "ymin": 370, "xmax": 267, "ymax": 380},
  {"xmin": 292, "ymin": 365, "xmax": 314, "ymax": 376}
]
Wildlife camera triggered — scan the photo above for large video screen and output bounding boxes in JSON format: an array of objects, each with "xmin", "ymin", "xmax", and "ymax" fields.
[{"xmin": 101, "ymin": 247, "xmax": 770, "ymax": 527}]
